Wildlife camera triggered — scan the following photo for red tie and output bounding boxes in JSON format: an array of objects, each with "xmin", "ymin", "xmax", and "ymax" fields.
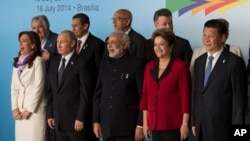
[{"xmin": 76, "ymin": 40, "xmax": 82, "ymax": 54}]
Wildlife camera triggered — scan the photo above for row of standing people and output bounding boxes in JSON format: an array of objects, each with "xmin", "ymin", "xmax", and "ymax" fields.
[{"xmin": 11, "ymin": 8, "xmax": 248, "ymax": 141}]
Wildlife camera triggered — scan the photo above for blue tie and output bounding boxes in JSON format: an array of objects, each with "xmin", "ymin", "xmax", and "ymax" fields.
[
  {"xmin": 58, "ymin": 58, "xmax": 66, "ymax": 86},
  {"xmin": 204, "ymin": 56, "xmax": 214, "ymax": 86}
]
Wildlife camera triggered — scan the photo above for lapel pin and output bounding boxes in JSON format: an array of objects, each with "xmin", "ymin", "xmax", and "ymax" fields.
[
  {"xmin": 71, "ymin": 61, "xmax": 74, "ymax": 65},
  {"xmin": 83, "ymin": 44, "xmax": 88, "ymax": 50},
  {"xmin": 222, "ymin": 59, "xmax": 226, "ymax": 63},
  {"xmin": 49, "ymin": 43, "xmax": 52, "ymax": 47}
]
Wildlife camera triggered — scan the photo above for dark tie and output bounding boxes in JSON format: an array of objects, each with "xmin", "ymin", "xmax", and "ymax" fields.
[
  {"xmin": 76, "ymin": 40, "xmax": 82, "ymax": 54},
  {"xmin": 58, "ymin": 58, "xmax": 66, "ymax": 86},
  {"xmin": 204, "ymin": 55, "xmax": 214, "ymax": 86}
]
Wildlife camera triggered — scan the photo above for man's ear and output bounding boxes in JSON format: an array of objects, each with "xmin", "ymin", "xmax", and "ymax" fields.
[
  {"xmin": 83, "ymin": 23, "xmax": 89, "ymax": 30},
  {"xmin": 123, "ymin": 41, "xmax": 129, "ymax": 50}
]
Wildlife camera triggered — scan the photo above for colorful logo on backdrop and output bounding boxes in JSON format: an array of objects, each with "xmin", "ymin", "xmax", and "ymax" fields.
[{"xmin": 166, "ymin": 0, "xmax": 250, "ymax": 16}]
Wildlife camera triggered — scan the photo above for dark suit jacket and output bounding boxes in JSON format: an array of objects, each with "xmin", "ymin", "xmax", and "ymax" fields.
[
  {"xmin": 146, "ymin": 36, "xmax": 193, "ymax": 65},
  {"xmin": 78, "ymin": 32, "xmax": 104, "ymax": 73},
  {"xmin": 44, "ymin": 30, "xmax": 58, "ymax": 70},
  {"xmin": 77, "ymin": 32, "xmax": 104, "ymax": 141},
  {"xmin": 192, "ymin": 49, "xmax": 248, "ymax": 141},
  {"xmin": 93, "ymin": 53, "xmax": 144, "ymax": 137},
  {"xmin": 44, "ymin": 30, "xmax": 58, "ymax": 56},
  {"xmin": 47, "ymin": 52, "xmax": 90, "ymax": 131},
  {"xmin": 103, "ymin": 28, "xmax": 147, "ymax": 61}
]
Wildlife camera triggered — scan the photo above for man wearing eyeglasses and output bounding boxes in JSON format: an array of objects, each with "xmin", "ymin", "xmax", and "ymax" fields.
[{"xmin": 103, "ymin": 9, "xmax": 147, "ymax": 62}]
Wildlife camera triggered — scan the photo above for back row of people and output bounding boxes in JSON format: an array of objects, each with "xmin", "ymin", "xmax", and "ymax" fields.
[{"xmin": 11, "ymin": 7, "xmax": 249, "ymax": 141}]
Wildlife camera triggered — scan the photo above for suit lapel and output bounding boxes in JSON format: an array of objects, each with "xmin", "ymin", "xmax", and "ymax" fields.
[
  {"xmin": 203, "ymin": 49, "xmax": 228, "ymax": 89},
  {"xmin": 19, "ymin": 65, "xmax": 31, "ymax": 79},
  {"xmin": 51, "ymin": 57, "xmax": 61, "ymax": 91},
  {"xmin": 79, "ymin": 33, "xmax": 91, "ymax": 54},
  {"xmin": 58, "ymin": 53, "xmax": 78, "ymax": 89}
]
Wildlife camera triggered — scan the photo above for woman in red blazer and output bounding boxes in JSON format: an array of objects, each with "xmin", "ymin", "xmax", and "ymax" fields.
[{"xmin": 140, "ymin": 29, "xmax": 191, "ymax": 141}]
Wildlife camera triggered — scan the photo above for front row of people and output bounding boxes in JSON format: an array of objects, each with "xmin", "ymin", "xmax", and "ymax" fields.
[{"xmin": 11, "ymin": 18, "xmax": 248, "ymax": 141}]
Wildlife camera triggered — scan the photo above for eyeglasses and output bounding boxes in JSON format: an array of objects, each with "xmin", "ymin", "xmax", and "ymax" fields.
[{"xmin": 112, "ymin": 17, "xmax": 128, "ymax": 21}]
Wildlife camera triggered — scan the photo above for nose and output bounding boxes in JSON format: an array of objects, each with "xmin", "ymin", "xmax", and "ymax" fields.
[{"xmin": 33, "ymin": 28, "xmax": 38, "ymax": 33}]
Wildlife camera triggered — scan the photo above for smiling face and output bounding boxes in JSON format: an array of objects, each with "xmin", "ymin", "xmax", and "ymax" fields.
[
  {"xmin": 31, "ymin": 19, "xmax": 48, "ymax": 41},
  {"xmin": 107, "ymin": 33, "xmax": 128, "ymax": 58},
  {"xmin": 153, "ymin": 36, "xmax": 172, "ymax": 59},
  {"xmin": 202, "ymin": 27, "xmax": 225, "ymax": 54},
  {"xmin": 19, "ymin": 34, "xmax": 34, "ymax": 56}
]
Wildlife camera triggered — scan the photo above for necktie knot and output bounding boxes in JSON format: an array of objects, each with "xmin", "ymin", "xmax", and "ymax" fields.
[
  {"xmin": 208, "ymin": 55, "xmax": 214, "ymax": 61},
  {"xmin": 204, "ymin": 55, "xmax": 214, "ymax": 86}
]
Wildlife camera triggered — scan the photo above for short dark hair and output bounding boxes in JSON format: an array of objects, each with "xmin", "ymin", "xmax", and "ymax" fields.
[
  {"xmin": 72, "ymin": 13, "xmax": 90, "ymax": 29},
  {"xmin": 204, "ymin": 19, "xmax": 228, "ymax": 36},
  {"xmin": 153, "ymin": 8, "xmax": 172, "ymax": 22},
  {"xmin": 152, "ymin": 29, "xmax": 176, "ymax": 47}
]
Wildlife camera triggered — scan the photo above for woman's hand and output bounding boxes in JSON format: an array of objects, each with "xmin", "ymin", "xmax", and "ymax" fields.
[
  {"xmin": 180, "ymin": 124, "xmax": 189, "ymax": 141},
  {"xmin": 21, "ymin": 110, "xmax": 32, "ymax": 119},
  {"xmin": 12, "ymin": 109, "xmax": 22, "ymax": 120}
]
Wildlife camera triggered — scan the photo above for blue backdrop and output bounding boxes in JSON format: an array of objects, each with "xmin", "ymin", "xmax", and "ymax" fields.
[{"xmin": 1, "ymin": 1, "xmax": 250, "ymax": 141}]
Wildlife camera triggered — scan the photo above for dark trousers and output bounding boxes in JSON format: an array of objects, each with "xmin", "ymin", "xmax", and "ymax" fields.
[
  {"xmin": 55, "ymin": 130, "xmax": 85, "ymax": 141},
  {"xmin": 46, "ymin": 125, "xmax": 57, "ymax": 141},
  {"xmin": 152, "ymin": 129, "xmax": 189, "ymax": 141},
  {"xmin": 103, "ymin": 135, "xmax": 135, "ymax": 141}
]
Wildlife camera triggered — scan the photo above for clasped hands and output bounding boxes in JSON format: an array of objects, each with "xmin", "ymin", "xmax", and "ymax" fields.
[{"xmin": 12, "ymin": 109, "xmax": 31, "ymax": 120}]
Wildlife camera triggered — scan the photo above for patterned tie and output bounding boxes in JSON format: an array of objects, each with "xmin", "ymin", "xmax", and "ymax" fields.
[
  {"xmin": 76, "ymin": 40, "xmax": 82, "ymax": 54},
  {"xmin": 58, "ymin": 58, "xmax": 66, "ymax": 86},
  {"xmin": 204, "ymin": 55, "xmax": 214, "ymax": 86}
]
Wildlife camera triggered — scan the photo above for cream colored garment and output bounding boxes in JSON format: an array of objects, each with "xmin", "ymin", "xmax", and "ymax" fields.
[{"xmin": 11, "ymin": 56, "xmax": 46, "ymax": 141}]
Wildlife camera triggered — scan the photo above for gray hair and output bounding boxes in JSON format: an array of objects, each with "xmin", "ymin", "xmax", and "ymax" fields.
[
  {"xmin": 112, "ymin": 30, "xmax": 130, "ymax": 49},
  {"xmin": 31, "ymin": 15, "xmax": 50, "ymax": 29}
]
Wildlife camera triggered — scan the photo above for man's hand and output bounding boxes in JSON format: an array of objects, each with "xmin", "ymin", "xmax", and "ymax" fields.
[
  {"xmin": 135, "ymin": 127, "xmax": 144, "ymax": 141},
  {"xmin": 42, "ymin": 49, "xmax": 50, "ymax": 61},
  {"xmin": 192, "ymin": 126, "xmax": 196, "ymax": 136},
  {"xmin": 74, "ymin": 120, "xmax": 84, "ymax": 132},
  {"xmin": 47, "ymin": 118, "xmax": 55, "ymax": 129},
  {"xmin": 93, "ymin": 122, "xmax": 102, "ymax": 138}
]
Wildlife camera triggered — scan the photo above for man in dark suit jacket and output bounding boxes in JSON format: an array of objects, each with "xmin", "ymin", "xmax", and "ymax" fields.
[
  {"xmin": 93, "ymin": 31, "xmax": 144, "ymax": 141},
  {"xmin": 31, "ymin": 15, "xmax": 59, "ymax": 141},
  {"xmin": 47, "ymin": 30, "xmax": 90, "ymax": 141},
  {"xmin": 71, "ymin": 13, "xmax": 104, "ymax": 141},
  {"xmin": 103, "ymin": 9, "xmax": 147, "ymax": 62},
  {"xmin": 31, "ymin": 15, "xmax": 58, "ymax": 68},
  {"xmin": 145, "ymin": 8, "xmax": 193, "ymax": 65},
  {"xmin": 191, "ymin": 19, "xmax": 248, "ymax": 141}
]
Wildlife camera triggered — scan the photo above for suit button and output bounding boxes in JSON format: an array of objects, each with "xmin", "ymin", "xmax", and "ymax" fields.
[
  {"xmin": 113, "ymin": 69, "xmax": 117, "ymax": 72},
  {"xmin": 109, "ymin": 105, "xmax": 112, "ymax": 109},
  {"xmin": 110, "ymin": 96, "xmax": 112, "ymax": 99},
  {"xmin": 112, "ymin": 78, "xmax": 115, "ymax": 81},
  {"xmin": 111, "ymin": 87, "xmax": 114, "ymax": 90}
]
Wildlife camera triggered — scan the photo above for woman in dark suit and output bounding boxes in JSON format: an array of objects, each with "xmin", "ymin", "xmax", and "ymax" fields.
[{"xmin": 140, "ymin": 29, "xmax": 191, "ymax": 141}]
